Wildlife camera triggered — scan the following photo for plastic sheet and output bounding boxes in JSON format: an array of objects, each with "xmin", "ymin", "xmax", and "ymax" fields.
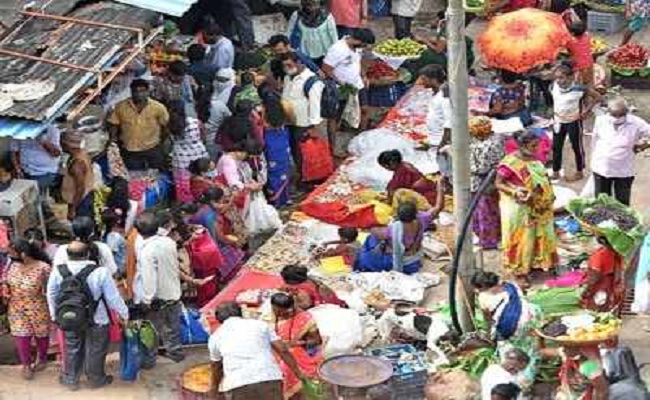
[{"xmin": 347, "ymin": 128, "xmax": 416, "ymax": 157}]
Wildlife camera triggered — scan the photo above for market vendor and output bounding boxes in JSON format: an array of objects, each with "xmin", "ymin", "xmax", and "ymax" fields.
[
  {"xmin": 280, "ymin": 264, "xmax": 347, "ymax": 309},
  {"xmin": 495, "ymin": 130, "xmax": 557, "ymax": 285},
  {"xmin": 355, "ymin": 201, "xmax": 441, "ymax": 274},
  {"xmin": 490, "ymin": 70, "xmax": 532, "ymax": 127},
  {"xmin": 377, "ymin": 149, "xmax": 443, "ymax": 211},
  {"xmin": 581, "ymin": 236, "xmax": 625, "ymax": 313},
  {"xmin": 540, "ymin": 345, "xmax": 609, "ymax": 400}
]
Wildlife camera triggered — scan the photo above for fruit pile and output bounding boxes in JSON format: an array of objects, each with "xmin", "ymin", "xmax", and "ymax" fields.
[
  {"xmin": 542, "ymin": 313, "xmax": 622, "ymax": 342},
  {"xmin": 366, "ymin": 60, "xmax": 399, "ymax": 80},
  {"xmin": 581, "ymin": 203, "xmax": 638, "ymax": 231},
  {"xmin": 182, "ymin": 364, "xmax": 213, "ymax": 393},
  {"xmin": 591, "ymin": 37, "xmax": 608, "ymax": 54},
  {"xmin": 375, "ymin": 38, "xmax": 426, "ymax": 58},
  {"xmin": 607, "ymin": 43, "xmax": 649, "ymax": 69}
]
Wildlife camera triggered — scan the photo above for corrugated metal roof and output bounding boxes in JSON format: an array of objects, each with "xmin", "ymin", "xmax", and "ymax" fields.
[
  {"xmin": 0, "ymin": 2, "xmax": 159, "ymax": 121},
  {"xmin": 112, "ymin": 0, "xmax": 196, "ymax": 17},
  {"xmin": 0, "ymin": 117, "xmax": 46, "ymax": 139}
]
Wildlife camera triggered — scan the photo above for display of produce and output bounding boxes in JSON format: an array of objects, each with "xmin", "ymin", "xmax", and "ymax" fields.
[
  {"xmin": 446, "ymin": 347, "xmax": 497, "ymax": 378},
  {"xmin": 607, "ymin": 43, "xmax": 649, "ymax": 70},
  {"xmin": 245, "ymin": 222, "xmax": 313, "ymax": 272},
  {"xmin": 375, "ymin": 38, "xmax": 426, "ymax": 58},
  {"xmin": 581, "ymin": 203, "xmax": 638, "ymax": 230},
  {"xmin": 468, "ymin": 116, "xmax": 492, "ymax": 137},
  {"xmin": 367, "ymin": 61, "xmax": 400, "ymax": 81},
  {"xmin": 539, "ymin": 312, "xmax": 622, "ymax": 343},
  {"xmin": 181, "ymin": 363, "xmax": 212, "ymax": 393},
  {"xmin": 591, "ymin": 37, "xmax": 608, "ymax": 54},
  {"xmin": 527, "ymin": 287, "xmax": 583, "ymax": 316}
]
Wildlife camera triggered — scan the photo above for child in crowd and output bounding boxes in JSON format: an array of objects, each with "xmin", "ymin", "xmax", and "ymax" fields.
[
  {"xmin": 565, "ymin": 20, "xmax": 594, "ymax": 86},
  {"xmin": 316, "ymin": 227, "xmax": 360, "ymax": 266},
  {"xmin": 234, "ymin": 71, "xmax": 261, "ymax": 108},
  {"xmin": 262, "ymin": 96, "xmax": 292, "ymax": 207},
  {"xmin": 102, "ymin": 209, "xmax": 126, "ymax": 275},
  {"xmin": 189, "ymin": 157, "xmax": 220, "ymax": 200}
]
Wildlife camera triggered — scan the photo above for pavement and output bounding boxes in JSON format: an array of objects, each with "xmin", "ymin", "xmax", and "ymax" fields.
[{"xmin": 2, "ymin": 13, "xmax": 650, "ymax": 400}]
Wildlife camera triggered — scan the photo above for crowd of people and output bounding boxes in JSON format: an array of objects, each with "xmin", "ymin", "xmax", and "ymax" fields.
[{"xmin": 0, "ymin": 0, "xmax": 649, "ymax": 398}]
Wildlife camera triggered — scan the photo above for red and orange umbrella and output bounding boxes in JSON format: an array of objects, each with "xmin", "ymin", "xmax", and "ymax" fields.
[{"xmin": 477, "ymin": 8, "xmax": 572, "ymax": 73}]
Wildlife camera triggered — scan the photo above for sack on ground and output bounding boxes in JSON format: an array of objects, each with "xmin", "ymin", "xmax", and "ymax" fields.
[{"xmin": 180, "ymin": 306, "xmax": 210, "ymax": 345}]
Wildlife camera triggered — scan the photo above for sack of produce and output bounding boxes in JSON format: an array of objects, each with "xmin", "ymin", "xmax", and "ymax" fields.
[{"xmin": 567, "ymin": 194, "xmax": 646, "ymax": 257}]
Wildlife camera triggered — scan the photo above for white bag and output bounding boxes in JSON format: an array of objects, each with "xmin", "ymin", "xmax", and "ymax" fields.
[
  {"xmin": 580, "ymin": 174, "xmax": 595, "ymax": 199},
  {"xmin": 309, "ymin": 304, "xmax": 364, "ymax": 358},
  {"xmin": 631, "ymin": 278, "xmax": 650, "ymax": 314},
  {"xmin": 245, "ymin": 193, "xmax": 282, "ymax": 234},
  {"xmin": 341, "ymin": 93, "xmax": 360, "ymax": 129}
]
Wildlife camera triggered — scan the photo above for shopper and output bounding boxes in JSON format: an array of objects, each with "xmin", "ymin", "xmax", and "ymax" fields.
[
  {"xmin": 60, "ymin": 131, "xmax": 96, "ymax": 220},
  {"xmin": 134, "ymin": 212, "xmax": 185, "ymax": 363},
  {"xmin": 108, "ymin": 79, "xmax": 170, "ymax": 171},
  {"xmin": 621, "ymin": 0, "xmax": 650, "ymax": 45},
  {"xmin": 418, "ymin": 65, "xmax": 451, "ymax": 182},
  {"xmin": 591, "ymin": 97, "xmax": 650, "ymax": 205},
  {"xmin": 286, "ymin": 0, "xmax": 338, "ymax": 65},
  {"xmin": 152, "ymin": 60, "xmax": 198, "ymax": 118},
  {"xmin": 391, "ymin": 0, "xmax": 423, "ymax": 39},
  {"xmin": 268, "ymin": 34, "xmax": 322, "ymax": 81},
  {"xmin": 47, "ymin": 240, "xmax": 128, "ymax": 390},
  {"xmin": 329, "ymin": 0, "xmax": 367, "ymax": 37},
  {"xmin": 480, "ymin": 349, "xmax": 529, "ymax": 400},
  {"xmin": 204, "ymin": 24, "xmax": 235, "ymax": 71}
]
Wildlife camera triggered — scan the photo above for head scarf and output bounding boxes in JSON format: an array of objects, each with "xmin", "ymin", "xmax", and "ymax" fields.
[{"xmin": 212, "ymin": 68, "xmax": 235, "ymax": 104}]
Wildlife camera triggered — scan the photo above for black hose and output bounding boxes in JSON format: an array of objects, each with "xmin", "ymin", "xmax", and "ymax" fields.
[{"xmin": 449, "ymin": 168, "xmax": 498, "ymax": 334}]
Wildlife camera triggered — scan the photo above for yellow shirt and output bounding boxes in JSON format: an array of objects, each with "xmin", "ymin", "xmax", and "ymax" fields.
[{"xmin": 108, "ymin": 99, "xmax": 169, "ymax": 152}]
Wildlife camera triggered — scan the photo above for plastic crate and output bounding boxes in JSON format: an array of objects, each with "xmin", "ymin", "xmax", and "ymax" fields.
[
  {"xmin": 587, "ymin": 10, "xmax": 626, "ymax": 34},
  {"xmin": 365, "ymin": 344, "xmax": 429, "ymax": 400}
]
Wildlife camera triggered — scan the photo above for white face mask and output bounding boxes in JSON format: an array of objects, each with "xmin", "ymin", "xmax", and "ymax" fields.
[
  {"xmin": 612, "ymin": 116, "xmax": 627, "ymax": 126},
  {"xmin": 79, "ymin": 139, "xmax": 86, "ymax": 150},
  {"xmin": 157, "ymin": 227, "xmax": 169, "ymax": 236}
]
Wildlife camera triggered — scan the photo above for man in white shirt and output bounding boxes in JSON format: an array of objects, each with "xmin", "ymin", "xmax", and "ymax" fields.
[
  {"xmin": 281, "ymin": 51, "xmax": 324, "ymax": 178},
  {"xmin": 480, "ymin": 348, "xmax": 529, "ymax": 400},
  {"xmin": 209, "ymin": 302, "xmax": 304, "ymax": 399},
  {"xmin": 323, "ymin": 28, "xmax": 375, "ymax": 141},
  {"xmin": 418, "ymin": 65, "xmax": 452, "ymax": 182},
  {"xmin": 53, "ymin": 216, "xmax": 118, "ymax": 275},
  {"xmin": 135, "ymin": 212, "xmax": 185, "ymax": 364}
]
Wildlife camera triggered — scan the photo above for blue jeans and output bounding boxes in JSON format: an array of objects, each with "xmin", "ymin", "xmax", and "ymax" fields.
[{"xmin": 24, "ymin": 172, "xmax": 58, "ymax": 219}]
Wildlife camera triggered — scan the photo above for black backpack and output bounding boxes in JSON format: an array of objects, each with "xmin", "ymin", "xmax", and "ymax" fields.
[
  {"xmin": 303, "ymin": 76, "xmax": 340, "ymax": 119},
  {"xmin": 54, "ymin": 264, "xmax": 99, "ymax": 332}
]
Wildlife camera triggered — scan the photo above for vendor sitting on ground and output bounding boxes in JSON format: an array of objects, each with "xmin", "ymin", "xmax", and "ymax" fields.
[
  {"xmin": 581, "ymin": 236, "xmax": 625, "ymax": 313},
  {"xmin": 355, "ymin": 201, "xmax": 443, "ymax": 275},
  {"xmin": 314, "ymin": 227, "xmax": 360, "ymax": 266},
  {"xmin": 378, "ymin": 149, "xmax": 444, "ymax": 211},
  {"xmin": 280, "ymin": 264, "xmax": 346, "ymax": 309},
  {"xmin": 481, "ymin": 349, "xmax": 530, "ymax": 400},
  {"xmin": 540, "ymin": 345, "xmax": 609, "ymax": 400}
]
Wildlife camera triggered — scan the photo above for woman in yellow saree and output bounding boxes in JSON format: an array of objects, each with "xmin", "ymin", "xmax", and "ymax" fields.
[{"xmin": 495, "ymin": 129, "xmax": 558, "ymax": 286}]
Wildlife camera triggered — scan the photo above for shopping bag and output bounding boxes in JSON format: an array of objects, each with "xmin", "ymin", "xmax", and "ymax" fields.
[
  {"xmin": 341, "ymin": 93, "xmax": 360, "ymax": 129},
  {"xmin": 120, "ymin": 325, "xmax": 142, "ymax": 381},
  {"xmin": 301, "ymin": 379, "xmax": 325, "ymax": 400},
  {"xmin": 300, "ymin": 137, "xmax": 334, "ymax": 182},
  {"xmin": 245, "ymin": 193, "xmax": 282, "ymax": 234},
  {"xmin": 180, "ymin": 306, "xmax": 210, "ymax": 345},
  {"xmin": 109, "ymin": 310, "xmax": 122, "ymax": 343}
]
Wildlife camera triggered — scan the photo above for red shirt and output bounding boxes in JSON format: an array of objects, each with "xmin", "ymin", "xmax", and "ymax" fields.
[
  {"xmin": 588, "ymin": 246, "xmax": 621, "ymax": 276},
  {"xmin": 566, "ymin": 34, "xmax": 594, "ymax": 71}
]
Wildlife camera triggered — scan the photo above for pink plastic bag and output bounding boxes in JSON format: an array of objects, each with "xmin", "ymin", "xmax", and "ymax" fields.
[
  {"xmin": 545, "ymin": 270, "xmax": 586, "ymax": 287},
  {"xmin": 109, "ymin": 310, "xmax": 122, "ymax": 342}
]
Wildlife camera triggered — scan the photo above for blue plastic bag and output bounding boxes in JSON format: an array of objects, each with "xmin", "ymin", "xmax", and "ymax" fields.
[
  {"xmin": 180, "ymin": 307, "xmax": 210, "ymax": 345},
  {"xmin": 120, "ymin": 326, "xmax": 142, "ymax": 381}
]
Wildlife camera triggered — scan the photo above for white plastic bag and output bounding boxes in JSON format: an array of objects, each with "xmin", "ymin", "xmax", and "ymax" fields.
[
  {"xmin": 245, "ymin": 193, "xmax": 282, "ymax": 234},
  {"xmin": 631, "ymin": 278, "xmax": 650, "ymax": 314},
  {"xmin": 309, "ymin": 304, "xmax": 364, "ymax": 358},
  {"xmin": 580, "ymin": 174, "xmax": 595, "ymax": 199},
  {"xmin": 341, "ymin": 93, "xmax": 360, "ymax": 129},
  {"xmin": 347, "ymin": 128, "xmax": 415, "ymax": 157}
]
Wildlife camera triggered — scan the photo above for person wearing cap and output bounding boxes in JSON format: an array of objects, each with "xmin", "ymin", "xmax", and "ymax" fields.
[
  {"xmin": 591, "ymin": 97, "xmax": 650, "ymax": 205},
  {"xmin": 107, "ymin": 79, "xmax": 170, "ymax": 171},
  {"xmin": 60, "ymin": 131, "xmax": 95, "ymax": 220}
]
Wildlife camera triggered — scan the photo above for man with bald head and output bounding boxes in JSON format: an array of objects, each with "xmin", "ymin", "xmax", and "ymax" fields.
[
  {"xmin": 47, "ymin": 239, "xmax": 129, "ymax": 391},
  {"xmin": 591, "ymin": 97, "xmax": 650, "ymax": 205}
]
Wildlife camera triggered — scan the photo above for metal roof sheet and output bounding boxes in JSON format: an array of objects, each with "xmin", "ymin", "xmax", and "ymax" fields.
[
  {"xmin": 112, "ymin": 0, "xmax": 196, "ymax": 17},
  {"xmin": 0, "ymin": 117, "xmax": 46, "ymax": 139},
  {"xmin": 0, "ymin": 2, "xmax": 159, "ymax": 121}
]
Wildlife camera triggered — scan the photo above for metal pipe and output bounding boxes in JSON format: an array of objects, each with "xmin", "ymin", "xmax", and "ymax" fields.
[
  {"xmin": 20, "ymin": 10, "xmax": 143, "ymax": 33},
  {"xmin": 449, "ymin": 169, "xmax": 497, "ymax": 334},
  {"xmin": 0, "ymin": 48, "xmax": 99, "ymax": 73}
]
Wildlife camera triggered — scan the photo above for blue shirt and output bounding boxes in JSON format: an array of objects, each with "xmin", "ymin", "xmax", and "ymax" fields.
[
  {"xmin": 105, "ymin": 232, "xmax": 126, "ymax": 274},
  {"xmin": 10, "ymin": 125, "xmax": 61, "ymax": 176},
  {"xmin": 47, "ymin": 260, "xmax": 129, "ymax": 325},
  {"xmin": 206, "ymin": 37, "xmax": 235, "ymax": 70}
]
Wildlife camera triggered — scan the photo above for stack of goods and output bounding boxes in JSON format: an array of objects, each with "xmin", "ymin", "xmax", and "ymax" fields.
[
  {"xmin": 606, "ymin": 43, "xmax": 650, "ymax": 83},
  {"xmin": 540, "ymin": 312, "xmax": 622, "ymax": 343},
  {"xmin": 379, "ymin": 87, "xmax": 433, "ymax": 142},
  {"xmin": 567, "ymin": 194, "xmax": 646, "ymax": 257},
  {"xmin": 365, "ymin": 60, "xmax": 411, "ymax": 108},
  {"xmin": 128, "ymin": 170, "xmax": 173, "ymax": 210},
  {"xmin": 374, "ymin": 38, "xmax": 427, "ymax": 70},
  {"xmin": 311, "ymin": 173, "xmax": 366, "ymax": 205},
  {"xmin": 527, "ymin": 287, "xmax": 583, "ymax": 317},
  {"xmin": 245, "ymin": 223, "xmax": 313, "ymax": 272},
  {"xmin": 365, "ymin": 344, "xmax": 429, "ymax": 400}
]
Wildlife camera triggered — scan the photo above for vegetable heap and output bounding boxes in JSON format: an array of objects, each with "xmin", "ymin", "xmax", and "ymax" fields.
[
  {"xmin": 375, "ymin": 38, "xmax": 426, "ymax": 58},
  {"xmin": 581, "ymin": 203, "xmax": 639, "ymax": 231},
  {"xmin": 527, "ymin": 287, "xmax": 582, "ymax": 317},
  {"xmin": 542, "ymin": 313, "xmax": 621, "ymax": 342},
  {"xmin": 607, "ymin": 43, "xmax": 649, "ymax": 69},
  {"xmin": 366, "ymin": 61, "xmax": 399, "ymax": 80}
]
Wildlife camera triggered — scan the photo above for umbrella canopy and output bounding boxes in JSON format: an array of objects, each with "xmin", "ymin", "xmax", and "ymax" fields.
[{"xmin": 477, "ymin": 8, "xmax": 572, "ymax": 73}]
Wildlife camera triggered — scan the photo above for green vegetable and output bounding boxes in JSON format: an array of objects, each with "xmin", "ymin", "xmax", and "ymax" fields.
[{"xmin": 527, "ymin": 287, "xmax": 582, "ymax": 318}]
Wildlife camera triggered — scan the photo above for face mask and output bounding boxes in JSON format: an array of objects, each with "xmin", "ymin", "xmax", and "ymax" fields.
[
  {"xmin": 205, "ymin": 170, "xmax": 217, "ymax": 179},
  {"xmin": 79, "ymin": 139, "xmax": 86, "ymax": 150},
  {"xmin": 612, "ymin": 116, "xmax": 627, "ymax": 126},
  {"xmin": 284, "ymin": 67, "xmax": 299, "ymax": 76},
  {"xmin": 158, "ymin": 227, "xmax": 169, "ymax": 237}
]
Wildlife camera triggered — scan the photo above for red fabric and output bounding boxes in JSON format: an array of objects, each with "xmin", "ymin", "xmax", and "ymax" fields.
[
  {"xmin": 300, "ymin": 137, "xmax": 334, "ymax": 182},
  {"xmin": 566, "ymin": 33, "xmax": 594, "ymax": 71},
  {"xmin": 388, "ymin": 163, "xmax": 438, "ymax": 206},
  {"xmin": 200, "ymin": 268, "xmax": 285, "ymax": 332},
  {"xmin": 506, "ymin": 0, "xmax": 538, "ymax": 11},
  {"xmin": 588, "ymin": 247, "xmax": 620, "ymax": 276},
  {"xmin": 288, "ymin": 281, "xmax": 347, "ymax": 308},
  {"xmin": 300, "ymin": 199, "xmax": 378, "ymax": 228},
  {"xmin": 583, "ymin": 246, "xmax": 624, "ymax": 311},
  {"xmin": 109, "ymin": 311, "xmax": 121, "ymax": 342}
]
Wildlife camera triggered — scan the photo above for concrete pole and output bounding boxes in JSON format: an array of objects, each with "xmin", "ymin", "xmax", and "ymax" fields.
[{"xmin": 445, "ymin": 3, "xmax": 475, "ymax": 332}]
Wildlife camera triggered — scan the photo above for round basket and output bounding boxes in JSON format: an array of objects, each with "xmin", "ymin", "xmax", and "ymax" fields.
[
  {"xmin": 607, "ymin": 62, "xmax": 641, "ymax": 77},
  {"xmin": 535, "ymin": 328, "xmax": 618, "ymax": 347},
  {"xmin": 178, "ymin": 363, "xmax": 217, "ymax": 400}
]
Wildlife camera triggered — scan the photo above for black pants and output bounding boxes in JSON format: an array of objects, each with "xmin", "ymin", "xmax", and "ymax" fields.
[
  {"xmin": 393, "ymin": 15, "xmax": 413, "ymax": 39},
  {"xmin": 61, "ymin": 325, "xmax": 110, "ymax": 386},
  {"xmin": 593, "ymin": 173, "xmax": 634, "ymax": 205},
  {"xmin": 142, "ymin": 301, "xmax": 183, "ymax": 366},
  {"xmin": 553, "ymin": 120, "xmax": 585, "ymax": 173},
  {"xmin": 121, "ymin": 145, "xmax": 165, "ymax": 171}
]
